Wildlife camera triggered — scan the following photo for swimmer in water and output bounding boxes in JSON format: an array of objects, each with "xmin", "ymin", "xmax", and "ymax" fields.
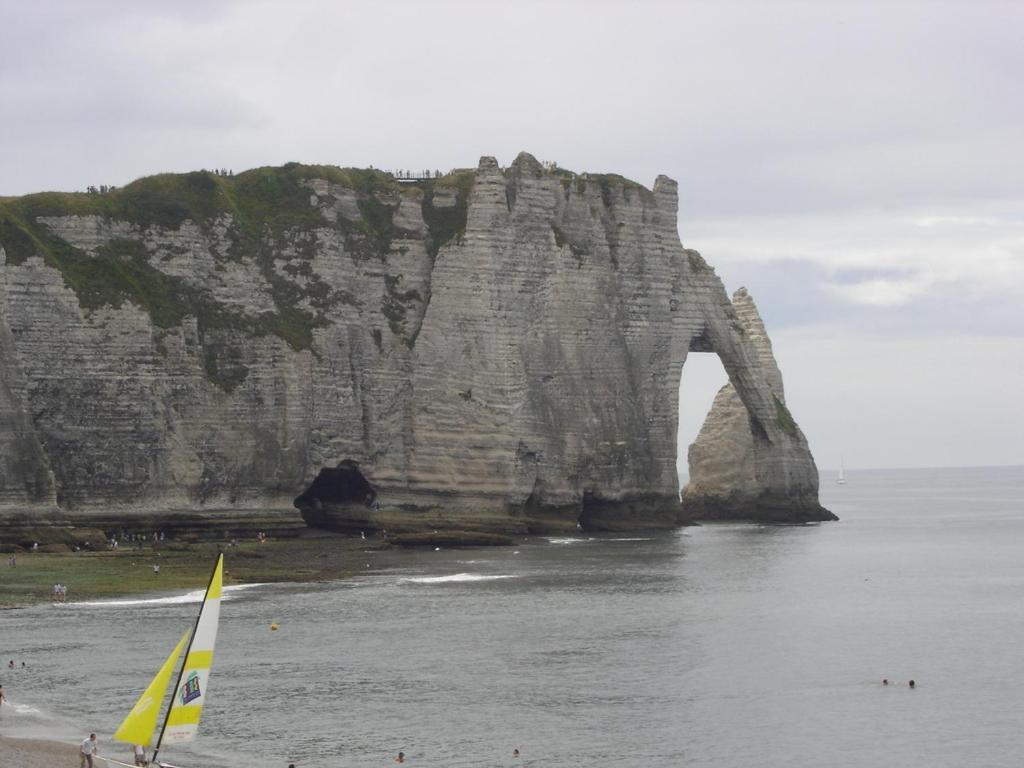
[
  {"xmin": 909, "ymin": 679, "xmax": 916, "ymax": 688},
  {"xmin": 395, "ymin": 752, "xmax": 405, "ymax": 764}
]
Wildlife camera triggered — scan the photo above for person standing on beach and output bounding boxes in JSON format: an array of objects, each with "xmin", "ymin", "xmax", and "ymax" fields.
[
  {"xmin": 80, "ymin": 733, "xmax": 98, "ymax": 768},
  {"xmin": 133, "ymin": 743, "xmax": 147, "ymax": 766}
]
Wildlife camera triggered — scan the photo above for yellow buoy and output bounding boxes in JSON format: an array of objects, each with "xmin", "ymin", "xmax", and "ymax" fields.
[{"xmin": 270, "ymin": 623, "xmax": 279, "ymax": 631}]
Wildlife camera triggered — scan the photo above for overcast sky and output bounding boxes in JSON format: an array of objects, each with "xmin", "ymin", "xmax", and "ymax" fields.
[{"xmin": 2, "ymin": 0, "xmax": 1021, "ymax": 471}]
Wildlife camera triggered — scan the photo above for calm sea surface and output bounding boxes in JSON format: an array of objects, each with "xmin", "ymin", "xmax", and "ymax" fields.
[{"xmin": 2, "ymin": 466, "xmax": 1023, "ymax": 768}]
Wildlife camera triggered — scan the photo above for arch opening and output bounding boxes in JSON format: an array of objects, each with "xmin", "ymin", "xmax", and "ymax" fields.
[{"xmin": 676, "ymin": 352, "xmax": 730, "ymax": 494}]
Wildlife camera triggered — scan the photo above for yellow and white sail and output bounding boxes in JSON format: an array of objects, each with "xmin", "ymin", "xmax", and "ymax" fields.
[
  {"xmin": 161, "ymin": 554, "xmax": 224, "ymax": 744},
  {"xmin": 113, "ymin": 629, "xmax": 191, "ymax": 746}
]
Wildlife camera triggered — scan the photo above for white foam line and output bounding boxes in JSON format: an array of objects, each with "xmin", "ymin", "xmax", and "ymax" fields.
[
  {"xmin": 67, "ymin": 583, "xmax": 267, "ymax": 607},
  {"xmin": 10, "ymin": 703, "xmax": 43, "ymax": 715},
  {"xmin": 606, "ymin": 537, "xmax": 654, "ymax": 541},
  {"xmin": 545, "ymin": 537, "xmax": 593, "ymax": 545},
  {"xmin": 400, "ymin": 573, "xmax": 518, "ymax": 584}
]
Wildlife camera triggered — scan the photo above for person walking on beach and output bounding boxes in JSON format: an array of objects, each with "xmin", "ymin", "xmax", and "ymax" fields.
[{"xmin": 80, "ymin": 734, "xmax": 99, "ymax": 768}]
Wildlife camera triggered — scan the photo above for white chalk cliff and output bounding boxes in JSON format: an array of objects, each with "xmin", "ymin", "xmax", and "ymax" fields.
[{"xmin": 0, "ymin": 153, "xmax": 832, "ymax": 540}]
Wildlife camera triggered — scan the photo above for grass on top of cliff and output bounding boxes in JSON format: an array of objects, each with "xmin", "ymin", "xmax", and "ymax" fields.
[
  {"xmin": 0, "ymin": 536, "xmax": 387, "ymax": 609},
  {"xmin": 539, "ymin": 165, "xmax": 656, "ymax": 206},
  {"xmin": 0, "ymin": 164, "xmax": 403, "ymax": 240},
  {"xmin": 0, "ymin": 163, "xmax": 474, "ymax": 355}
]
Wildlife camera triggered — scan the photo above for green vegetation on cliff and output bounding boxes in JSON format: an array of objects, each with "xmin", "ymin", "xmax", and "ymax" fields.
[
  {"xmin": 773, "ymin": 394, "xmax": 799, "ymax": 437},
  {"xmin": 0, "ymin": 163, "xmax": 474, "ymax": 369},
  {"xmin": 418, "ymin": 169, "xmax": 474, "ymax": 259}
]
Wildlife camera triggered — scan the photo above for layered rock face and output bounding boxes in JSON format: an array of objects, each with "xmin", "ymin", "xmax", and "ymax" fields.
[
  {"xmin": 681, "ymin": 288, "xmax": 836, "ymax": 522},
  {"xmin": 0, "ymin": 154, "xmax": 832, "ymax": 540}
]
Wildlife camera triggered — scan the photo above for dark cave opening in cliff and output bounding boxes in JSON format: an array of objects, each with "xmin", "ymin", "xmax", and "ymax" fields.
[
  {"xmin": 294, "ymin": 460, "xmax": 376, "ymax": 510},
  {"xmin": 677, "ymin": 352, "xmax": 729, "ymax": 493}
]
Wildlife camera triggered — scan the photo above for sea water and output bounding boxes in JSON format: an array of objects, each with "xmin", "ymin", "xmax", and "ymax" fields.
[{"xmin": 1, "ymin": 466, "xmax": 1023, "ymax": 768}]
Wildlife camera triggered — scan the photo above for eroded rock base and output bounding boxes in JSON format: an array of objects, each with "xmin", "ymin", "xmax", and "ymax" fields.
[
  {"xmin": 300, "ymin": 494, "xmax": 689, "ymax": 537},
  {"xmin": 680, "ymin": 492, "xmax": 837, "ymax": 523}
]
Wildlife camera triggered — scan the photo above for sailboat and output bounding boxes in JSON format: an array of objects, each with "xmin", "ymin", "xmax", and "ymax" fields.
[
  {"xmin": 837, "ymin": 458, "xmax": 847, "ymax": 485},
  {"xmin": 112, "ymin": 554, "xmax": 224, "ymax": 767}
]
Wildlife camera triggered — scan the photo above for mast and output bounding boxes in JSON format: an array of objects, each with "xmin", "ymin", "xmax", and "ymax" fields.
[{"xmin": 151, "ymin": 553, "xmax": 223, "ymax": 767}]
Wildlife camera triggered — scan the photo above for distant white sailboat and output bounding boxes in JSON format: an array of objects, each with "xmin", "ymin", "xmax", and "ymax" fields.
[{"xmin": 837, "ymin": 458, "xmax": 846, "ymax": 485}]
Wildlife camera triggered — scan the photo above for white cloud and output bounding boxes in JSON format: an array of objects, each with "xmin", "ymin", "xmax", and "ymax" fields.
[
  {"xmin": 824, "ymin": 276, "xmax": 934, "ymax": 307},
  {"xmin": 914, "ymin": 215, "xmax": 1001, "ymax": 228},
  {"xmin": 686, "ymin": 203, "xmax": 1024, "ymax": 310}
]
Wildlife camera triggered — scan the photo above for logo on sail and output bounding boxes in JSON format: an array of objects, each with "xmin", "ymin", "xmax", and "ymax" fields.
[{"xmin": 179, "ymin": 671, "xmax": 202, "ymax": 705}]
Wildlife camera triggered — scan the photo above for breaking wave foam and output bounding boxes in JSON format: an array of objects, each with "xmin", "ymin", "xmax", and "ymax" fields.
[
  {"xmin": 606, "ymin": 537, "xmax": 654, "ymax": 541},
  {"xmin": 11, "ymin": 703, "xmax": 43, "ymax": 715},
  {"xmin": 67, "ymin": 583, "xmax": 266, "ymax": 607},
  {"xmin": 401, "ymin": 573, "xmax": 518, "ymax": 584},
  {"xmin": 545, "ymin": 537, "xmax": 593, "ymax": 545},
  {"xmin": 546, "ymin": 536, "xmax": 653, "ymax": 544}
]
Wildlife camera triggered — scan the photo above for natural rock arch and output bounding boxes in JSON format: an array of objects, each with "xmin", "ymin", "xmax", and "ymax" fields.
[
  {"xmin": 0, "ymin": 153, "xmax": 833, "ymax": 544},
  {"xmin": 678, "ymin": 288, "xmax": 835, "ymax": 522}
]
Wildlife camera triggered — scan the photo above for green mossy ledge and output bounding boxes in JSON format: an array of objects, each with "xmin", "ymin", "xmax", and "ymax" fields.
[{"xmin": 0, "ymin": 164, "xmax": 476, "ymax": 356}]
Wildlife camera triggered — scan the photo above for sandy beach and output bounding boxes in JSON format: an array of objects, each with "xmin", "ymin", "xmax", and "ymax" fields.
[
  {"xmin": 0, "ymin": 736, "xmax": 155, "ymax": 768},
  {"xmin": 0, "ymin": 735, "xmax": 79, "ymax": 768}
]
